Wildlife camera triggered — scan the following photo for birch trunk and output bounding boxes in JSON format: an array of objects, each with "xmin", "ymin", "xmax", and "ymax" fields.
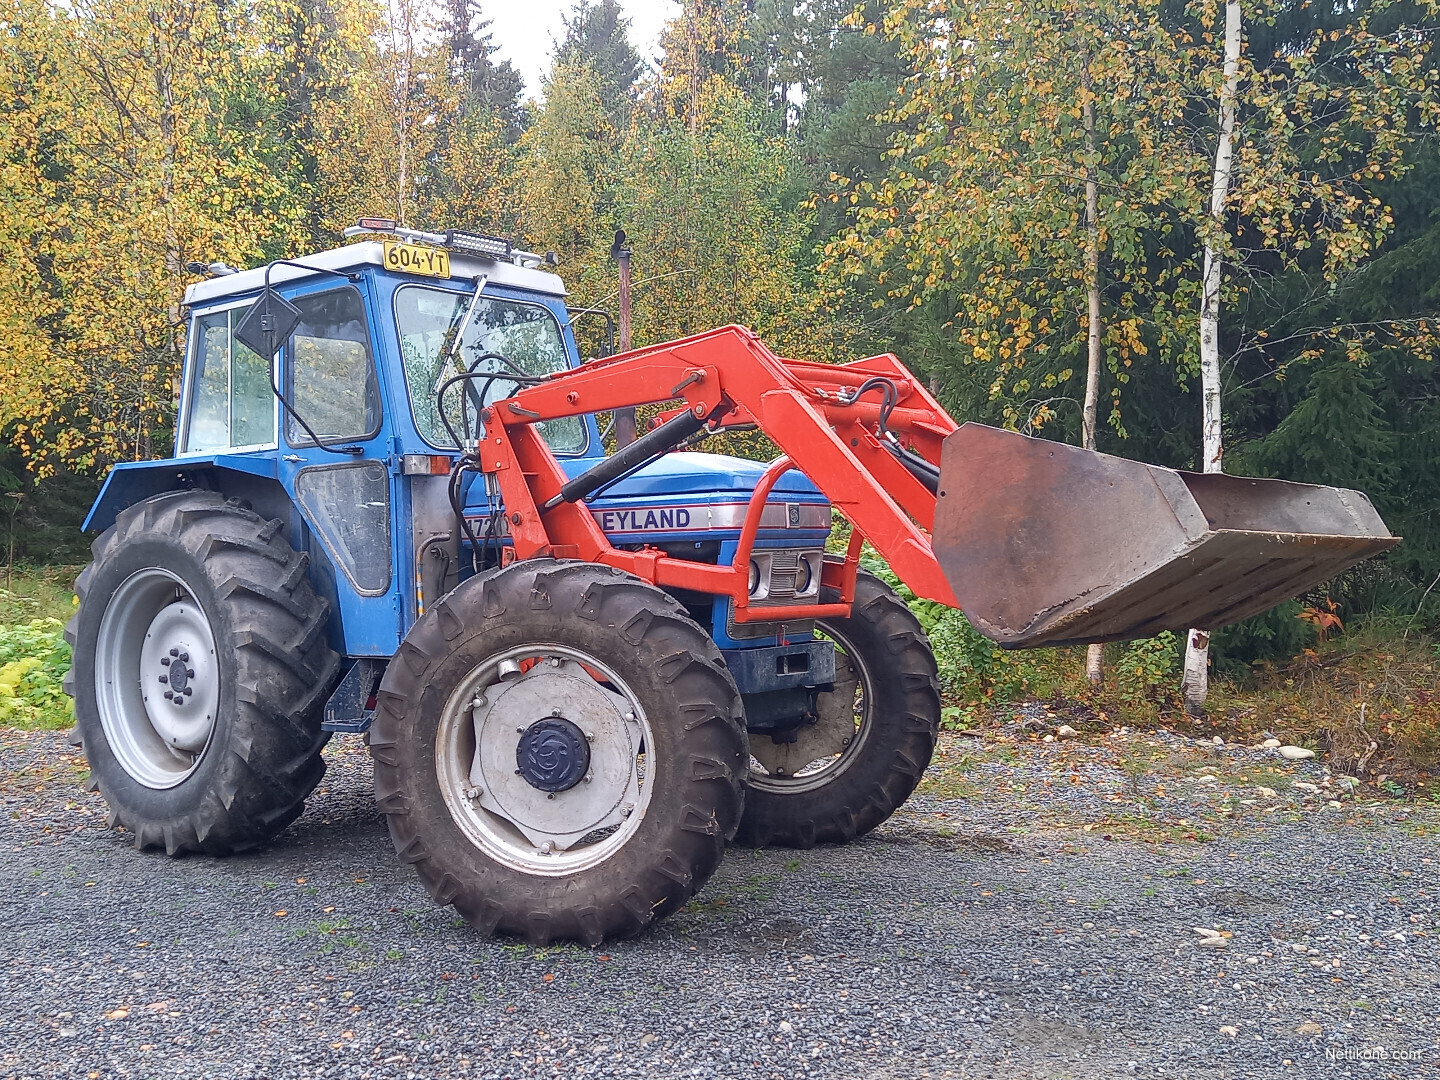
[
  {"xmin": 1181, "ymin": 0, "xmax": 1242, "ymax": 715},
  {"xmin": 390, "ymin": 0, "xmax": 417, "ymax": 224},
  {"xmin": 156, "ymin": 28, "xmax": 179, "ymax": 464},
  {"xmin": 1081, "ymin": 59, "xmax": 1105, "ymax": 686}
]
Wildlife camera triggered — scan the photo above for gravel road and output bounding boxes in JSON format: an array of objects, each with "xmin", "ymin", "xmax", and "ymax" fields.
[{"xmin": 2, "ymin": 723, "xmax": 1437, "ymax": 1080}]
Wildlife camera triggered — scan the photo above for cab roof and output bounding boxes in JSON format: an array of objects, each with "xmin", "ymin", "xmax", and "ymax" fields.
[{"xmin": 183, "ymin": 241, "xmax": 569, "ymax": 308}]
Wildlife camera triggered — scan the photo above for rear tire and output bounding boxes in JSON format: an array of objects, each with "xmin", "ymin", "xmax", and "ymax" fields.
[
  {"xmin": 370, "ymin": 560, "xmax": 747, "ymax": 945},
  {"xmin": 735, "ymin": 570, "xmax": 940, "ymax": 848},
  {"xmin": 65, "ymin": 491, "xmax": 340, "ymax": 855}
]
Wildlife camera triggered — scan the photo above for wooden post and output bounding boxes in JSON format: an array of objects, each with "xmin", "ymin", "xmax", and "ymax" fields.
[{"xmin": 611, "ymin": 229, "xmax": 637, "ymax": 447}]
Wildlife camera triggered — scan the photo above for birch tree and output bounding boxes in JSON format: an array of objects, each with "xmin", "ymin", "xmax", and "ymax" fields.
[
  {"xmin": 1176, "ymin": 0, "xmax": 1440, "ymax": 710},
  {"xmin": 1180, "ymin": 0, "xmax": 1241, "ymax": 713},
  {"xmin": 826, "ymin": 0, "xmax": 1202, "ymax": 438},
  {"xmin": 826, "ymin": 0, "xmax": 1204, "ymax": 692}
]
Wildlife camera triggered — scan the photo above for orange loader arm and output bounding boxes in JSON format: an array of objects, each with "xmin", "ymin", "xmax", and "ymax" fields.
[
  {"xmin": 474, "ymin": 325, "xmax": 959, "ymax": 623},
  {"xmin": 474, "ymin": 325, "xmax": 1397, "ymax": 647}
]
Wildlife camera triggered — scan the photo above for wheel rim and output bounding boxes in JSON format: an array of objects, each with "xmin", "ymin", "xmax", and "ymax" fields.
[
  {"xmin": 95, "ymin": 568, "xmax": 221, "ymax": 789},
  {"xmin": 436, "ymin": 644, "xmax": 655, "ymax": 876},
  {"xmin": 747, "ymin": 623, "xmax": 871, "ymax": 793}
]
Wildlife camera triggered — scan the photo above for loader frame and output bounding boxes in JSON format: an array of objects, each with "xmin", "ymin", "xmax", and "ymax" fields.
[{"xmin": 477, "ymin": 324, "xmax": 960, "ymax": 623}]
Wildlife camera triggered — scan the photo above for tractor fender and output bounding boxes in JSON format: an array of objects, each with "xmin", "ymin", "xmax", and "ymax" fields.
[
  {"xmin": 84, "ymin": 454, "xmax": 283, "ymax": 533},
  {"xmin": 84, "ymin": 455, "xmax": 348, "ymax": 658}
]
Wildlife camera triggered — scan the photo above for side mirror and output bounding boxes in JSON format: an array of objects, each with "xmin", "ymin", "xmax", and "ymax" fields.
[{"xmin": 233, "ymin": 287, "xmax": 302, "ymax": 361}]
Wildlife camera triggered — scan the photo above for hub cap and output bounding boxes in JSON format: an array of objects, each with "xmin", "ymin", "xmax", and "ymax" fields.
[
  {"xmin": 516, "ymin": 717, "xmax": 592, "ymax": 792},
  {"xmin": 436, "ymin": 645, "xmax": 654, "ymax": 875},
  {"xmin": 748, "ymin": 625, "xmax": 869, "ymax": 792},
  {"xmin": 95, "ymin": 568, "xmax": 220, "ymax": 788}
]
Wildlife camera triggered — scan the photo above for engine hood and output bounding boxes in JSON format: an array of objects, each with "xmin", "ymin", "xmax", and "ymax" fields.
[
  {"xmin": 561, "ymin": 451, "xmax": 823, "ymax": 499},
  {"xmin": 464, "ymin": 451, "xmax": 831, "ymax": 543}
]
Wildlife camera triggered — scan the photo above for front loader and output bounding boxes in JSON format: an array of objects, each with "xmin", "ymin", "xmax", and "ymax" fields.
[{"xmin": 65, "ymin": 224, "xmax": 1397, "ymax": 944}]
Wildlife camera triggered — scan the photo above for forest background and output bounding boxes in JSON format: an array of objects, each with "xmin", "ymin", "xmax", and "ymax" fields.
[{"xmin": 2, "ymin": 0, "xmax": 1440, "ymax": 768}]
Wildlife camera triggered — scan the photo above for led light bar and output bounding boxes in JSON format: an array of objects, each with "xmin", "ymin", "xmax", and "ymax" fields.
[{"xmin": 445, "ymin": 230, "xmax": 512, "ymax": 261}]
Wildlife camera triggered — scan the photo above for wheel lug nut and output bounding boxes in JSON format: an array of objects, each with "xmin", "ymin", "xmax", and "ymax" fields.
[
  {"xmin": 183, "ymin": 687, "xmax": 193, "ymax": 697},
  {"xmin": 158, "ymin": 675, "xmax": 168, "ymax": 685},
  {"xmin": 179, "ymin": 652, "xmax": 189, "ymax": 663},
  {"xmin": 163, "ymin": 691, "xmax": 174, "ymax": 701},
  {"xmin": 169, "ymin": 648, "xmax": 178, "ymax": 657},
  {"xmin": 160, "ymin": 657, "xmax": 171, "ymax": 667},
  {"xmin": 186, "ymin": 668, "xmax": 195, "ymax": 679}
]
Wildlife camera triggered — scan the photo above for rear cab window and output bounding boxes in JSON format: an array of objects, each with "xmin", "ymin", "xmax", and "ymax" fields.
[{"xmin": 182, "ymin": 304, "xmax": 276, "ymax": 453}]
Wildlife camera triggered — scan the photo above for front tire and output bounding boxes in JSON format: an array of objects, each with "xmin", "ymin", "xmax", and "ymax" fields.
[
  {"xmin": 370, "ymin": 560, "xmax": 747, "ymax": 945},
  {"xmin": 735, "ymin": 570, "xmax": 940, "ymax": 848},
  {"xmin": 65, "ymin": 491, "xmax": 340, "ymax": 855}
]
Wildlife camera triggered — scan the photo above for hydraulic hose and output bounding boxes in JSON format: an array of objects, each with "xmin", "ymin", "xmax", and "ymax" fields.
[{"xmin": 882, "ymin": 438, "xmax": 941, "ymax": 494}]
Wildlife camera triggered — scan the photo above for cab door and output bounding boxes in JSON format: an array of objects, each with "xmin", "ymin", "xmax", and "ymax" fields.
[{"xmin": 273, "ymin": 281, "xmax": 402, "ymax": 655}]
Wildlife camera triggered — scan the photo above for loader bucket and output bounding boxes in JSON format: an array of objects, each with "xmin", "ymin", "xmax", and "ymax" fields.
[{"xmin": 931, "ymin": 423, "xmax": 1399, "ymax": 649}]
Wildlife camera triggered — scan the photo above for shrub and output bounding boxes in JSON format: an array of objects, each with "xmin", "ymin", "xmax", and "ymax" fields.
[
  {"xmin": 1110, "ymin": 631, "xmax": 1181, "ymax": 707},
  {"xmin": 0, "ymin": 617, "xmax": 73, "ymax": 729}
]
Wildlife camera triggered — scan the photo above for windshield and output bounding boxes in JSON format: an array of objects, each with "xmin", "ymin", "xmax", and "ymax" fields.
[{"xmin": 394, "ymin": 285, "xmax": 584, "ymax": 452}]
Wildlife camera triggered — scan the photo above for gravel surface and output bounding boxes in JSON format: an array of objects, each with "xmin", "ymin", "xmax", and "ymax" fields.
[{"xmin": 3, "ymin": 722, "xmax": 1438, "ymax": 1080}]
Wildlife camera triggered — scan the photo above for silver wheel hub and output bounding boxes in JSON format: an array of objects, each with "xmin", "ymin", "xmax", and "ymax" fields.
[
  {"xmin": 95, "ymin": 568, "xmax": 220, "ymax": 789},
  {"xmin": 139, "ymin": 603, "xmax": 219, "ymax": 751},
  {"xmin": 437, "ymin": 647, "xmax": 653, "ymax": 874},
  {"xmin": 749, "ymin": 626, "xmax": 869, "ymax": 792}
]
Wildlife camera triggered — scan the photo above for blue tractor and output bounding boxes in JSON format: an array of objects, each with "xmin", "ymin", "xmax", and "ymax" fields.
[{"xmin": 64, "ymin": 224, "xmax": 942, "ymax": 943}]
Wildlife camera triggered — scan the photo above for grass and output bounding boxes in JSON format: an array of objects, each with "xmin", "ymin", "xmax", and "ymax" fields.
[
  {"xmin": 912, "ymin": 589, "xmax": 1440, "ymax": 791},
  {"xmin": 4, "ymin": 556, "xmax": 1438, "ymax": 791},
  {"xmin": 0, "ymin": 564, "xmax": 81, "ymax": 624}
]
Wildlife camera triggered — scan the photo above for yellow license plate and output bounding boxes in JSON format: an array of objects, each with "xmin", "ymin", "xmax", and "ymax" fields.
[{"xmin": 382, "ymin": 240, "xmax": 450, "ymax": 278}]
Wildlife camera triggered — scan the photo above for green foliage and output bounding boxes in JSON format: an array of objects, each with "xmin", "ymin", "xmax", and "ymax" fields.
[
  {"xmin": 1209, "ymin": 601, "xmax": 1316, "ymax": 677},
  {"xmin": 0, "ymin": 618, "xmax": 72, "ymax": 729},
  {"xmin": 1109, "ymin": 631, "xmax": 1180, "ymax": 707},
  {"xmin": 0, "ymin": 568, "xmax": 80, "ymax": 624},
  {"xmin": 928, "ymin": 610, "xmax": 1033, "ymax": 712},
  {"xmin": 555, "ymin": 0, "xmax": 643, "ymax": 129},
  {"xmin": 0, "ymin": 447, "xmax": 101, "ymax": 563}
]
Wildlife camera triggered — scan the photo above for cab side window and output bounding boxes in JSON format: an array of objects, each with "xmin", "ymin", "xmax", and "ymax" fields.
[
  {"xmin": 286, "ymin": 288, "xmax": 381, "ymax": 444},
  {"xmin": 184, "ymin": 307, "xmax": 275, "ymax": 453}
]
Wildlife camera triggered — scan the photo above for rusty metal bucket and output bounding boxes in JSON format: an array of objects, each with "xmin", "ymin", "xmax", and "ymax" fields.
[{"xmin": 931, "ymin": 423, "xmax": 1400, "ymax": 649}]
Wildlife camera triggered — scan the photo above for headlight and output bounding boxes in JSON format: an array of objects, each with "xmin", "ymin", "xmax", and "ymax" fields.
[
  {"xmin": 748, "ymin": 560, "xmax": 761, "ymax": 595},
  {"xmin": 795, "ymin": 554, "xmax": 814, "ymax": 595}
]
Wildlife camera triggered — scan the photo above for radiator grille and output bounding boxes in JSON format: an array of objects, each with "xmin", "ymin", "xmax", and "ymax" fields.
[{"xmin": 767, "ymin": 550, "xmax": 800, "ymax": 599}]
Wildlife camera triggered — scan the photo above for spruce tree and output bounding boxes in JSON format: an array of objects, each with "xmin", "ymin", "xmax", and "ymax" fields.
[{"xmin": 555, "ymin": 0, "xmax": 643, "ymax": 129}]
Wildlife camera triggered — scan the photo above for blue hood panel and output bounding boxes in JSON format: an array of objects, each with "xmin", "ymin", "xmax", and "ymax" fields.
[
  {"xmin": 464, "ymin": 451, "xmax": 831, "ymax": 544},
  {"xmin": 559, "ymin": 452, "xmax": 823, "ymax": 499}
]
